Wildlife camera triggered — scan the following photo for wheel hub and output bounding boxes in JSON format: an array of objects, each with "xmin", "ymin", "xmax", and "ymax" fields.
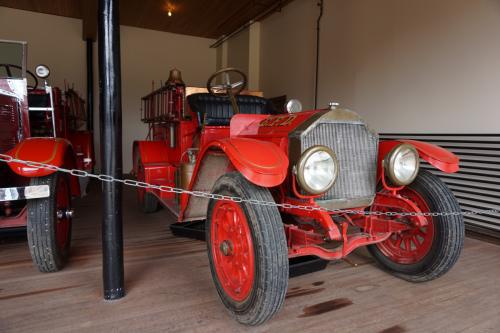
[
  {"xmin": 376, "ymin": 188, "xmax": 435, "ymax": 264},
  {"xmin": 220, "ymin": 240, "xmax": 233, "ymax": 256},
  {"xmin": 210, "ymin": 201, "xmax": 255, "ymax": 302},
  {"xmin": 55, "ymin": 175, "xmax": 72, "ymax": 249}
]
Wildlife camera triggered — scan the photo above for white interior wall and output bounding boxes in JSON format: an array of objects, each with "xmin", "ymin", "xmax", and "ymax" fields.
[
  {"xmin": 227, "ymin": 29, "xmax": 249, "ymax": 75},
  {"xmin": 217, "ymin": 23, "xmax": 261, "ymax": 91},
  {"xmin": 115, "ymin": 25, "xmax": 215, "ymax": 172},
  {"xmin": 0, "ymin": 8, "xmax": 86, "ymax": 94},
  {"xmin": 0, "ymin": 7, "xmax": 216, "ymax": 172},
  {"xmin": 260, "ymin": 0, "xmax": 500, "ymax": 133},
  {"xmin": 260, "ymin": 0, "xmax": 318, "ymax": 104}
]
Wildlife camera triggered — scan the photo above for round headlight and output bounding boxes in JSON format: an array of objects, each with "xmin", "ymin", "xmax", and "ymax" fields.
[
  {"xmin": 296, "ymin": 146, "xmax": 339, "ymax": 195},
  {"xmin": 384, "ymin": 144, "xmax": 420, "ymax": 186},
  {"xmin": 35, "ymin": 64, "xmax": 50, "ymax": 79}
]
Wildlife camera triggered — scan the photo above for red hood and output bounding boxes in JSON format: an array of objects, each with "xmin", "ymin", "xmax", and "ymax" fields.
[{"xmin": 230, "ymin": 110, "xmax": 321, "ymax": 139}]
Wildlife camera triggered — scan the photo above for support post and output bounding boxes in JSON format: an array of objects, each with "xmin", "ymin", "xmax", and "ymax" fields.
[
  {"xmin": 314, "ymin": 0, "xmax": 324, "ymax": 109},
  {"xmin": 98, "ymin": 0, "xmax": 125, "ymax": 300},
  {"xmin": 86, "ymin": 38, "xmax": 94, "ymax": 132}
]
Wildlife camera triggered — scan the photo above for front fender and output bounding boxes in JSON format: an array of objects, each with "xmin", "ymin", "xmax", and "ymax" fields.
[
  {"xmin": 197, "ymin": 138, "xmax": 289, "ymax": 187},
  {"xmin": 6, "ymin": 138, "xmax": 76, "ymax": 177},
  {"xmin": 378, "ymin": 139, "xmax": 459, "ymax": 174},
  {"xmin": 6, "ymin": 137, "xmax": 80, "ymax": 196}
]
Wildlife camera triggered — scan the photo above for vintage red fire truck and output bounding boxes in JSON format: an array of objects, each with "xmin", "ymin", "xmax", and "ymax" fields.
[
  {"xmin": 0, "ymin": 40, "xmax": 94, "ymax": 272},
  {"xmin": 132, "ymin": 68, "xmax": 464, "ymax": 325}
]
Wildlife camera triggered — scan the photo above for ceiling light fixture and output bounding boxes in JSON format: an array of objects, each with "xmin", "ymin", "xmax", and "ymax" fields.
[{"xmin": 164, "ymin": 1, "xmax": 175, "ymax": 17}]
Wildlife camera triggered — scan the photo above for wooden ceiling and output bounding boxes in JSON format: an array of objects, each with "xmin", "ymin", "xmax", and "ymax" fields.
[{"xmin": 0, "ymin": 0, "xmax": 290, "ymax": 39}]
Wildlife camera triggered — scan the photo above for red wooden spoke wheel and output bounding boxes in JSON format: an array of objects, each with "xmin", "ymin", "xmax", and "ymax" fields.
[
  {"xmin": 206, "ymin": 172, "xmax": 288, "ymax": 325},
  {"xmin": 211, "ymin": 200, "xmax": 255, "ymax": 302},
  {"xmin": 368, "ymin": 170, "xmax": 464, "ymax": 282},
  {"xmin": 55, "ymin": 174, "xmax": 71, "ymax": 249},
  {"xmin": 375, "ymin": 188, "xmax": 435, "ymax": 264}
]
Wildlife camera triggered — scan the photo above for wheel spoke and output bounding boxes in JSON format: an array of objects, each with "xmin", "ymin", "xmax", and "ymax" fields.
[
  {"xmin": 210, "ymin": 199, "xmax": 256, "ymax": 302},
  {"xmin": 230, "ymin": 81, "xmax": 244, "ymax": 89},
  {"xmin": 395, "ymin": 237, "xmax": 403, "ymax": 249},
  {"xmin": 404, "ymin": 238, "xmax": 411, "ymax": 251},
  {"xmin": 416, "ymin": 229, "xmax": 427, "ymax": 238}
]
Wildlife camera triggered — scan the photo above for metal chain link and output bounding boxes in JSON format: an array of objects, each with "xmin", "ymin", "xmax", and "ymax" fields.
[{"xmin": 1, "ymin": 153, "xmax": 498, "ymax": 218}]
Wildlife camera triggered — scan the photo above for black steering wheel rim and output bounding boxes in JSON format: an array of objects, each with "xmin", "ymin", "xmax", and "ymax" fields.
[
  {"xmin": 0, "ymin": 63, "xmax": 38, "ymax": 90},
  {"xmin": 206, "ymin": 67, "xmax": 247, "ymax": 97}
]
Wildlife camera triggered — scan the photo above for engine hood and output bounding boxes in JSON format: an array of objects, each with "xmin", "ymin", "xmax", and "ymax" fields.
[{"xmin": 230, "ymin": 108, "xmax": 367, "ymax": 140}]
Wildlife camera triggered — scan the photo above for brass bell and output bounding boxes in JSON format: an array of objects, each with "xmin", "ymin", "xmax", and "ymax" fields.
[{"xmin": 167, "ymin": 68, "xmax": 184, "ymax": 85}]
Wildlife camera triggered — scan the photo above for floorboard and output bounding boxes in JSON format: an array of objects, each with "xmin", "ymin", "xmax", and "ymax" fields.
[{"xmin": 1, "ymin": 182, "xmax": 499, "ymax": 332}]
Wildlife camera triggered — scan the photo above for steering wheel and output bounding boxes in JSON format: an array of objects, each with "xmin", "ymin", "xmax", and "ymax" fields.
[
  {"xmin": 0, "ymin": 64, "xmax": 38, "ymax": 90},
  {"xmin": 207, "ymin": 68, "xmax": 247, "ymax": 114}
]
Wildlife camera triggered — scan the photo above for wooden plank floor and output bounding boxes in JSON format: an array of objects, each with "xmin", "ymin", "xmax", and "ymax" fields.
[{"xmin": 1, "ymin": 182, "xmax": 499, "ymax": 332}]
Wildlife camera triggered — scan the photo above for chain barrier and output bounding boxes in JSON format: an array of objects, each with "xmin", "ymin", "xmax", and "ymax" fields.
[{"xmin": 1, "ymin": 153, "xmax": 498, "ymax": 218}]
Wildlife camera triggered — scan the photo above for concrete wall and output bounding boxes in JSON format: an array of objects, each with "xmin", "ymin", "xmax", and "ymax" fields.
[
  {"xmin": 260, "ymin": 0, "xmax": 318, "ymax": 104},
  {"xmin": 216, "ymin": 23, "xmax": 261, "ymax": 91},
  {"xmin": 260, "ymin": 0, "xmax": 500, "ymax": 133},
  {"xmin": 0, "ymin": 7, "xmax": 216, "ymax": 171},
  {"xmin": 118, "ymin": 26, "xmax": 216, "ymax": 171},
  {"xmin": 0, "ymin": 8, "xmax": 86, "ymax": 94},
  {"xmin": 227, "ymin": 29, "xmax": 249, "ymax": 75}
]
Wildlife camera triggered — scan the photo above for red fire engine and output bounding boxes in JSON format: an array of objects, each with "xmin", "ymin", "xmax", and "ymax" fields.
[
  {"xmin": 0, "ymin": 40, "xmax": 94, "ymax": 272},
  {"xmin": 132, "ymin": 67, "xmax": 464, "ymax": 325}
]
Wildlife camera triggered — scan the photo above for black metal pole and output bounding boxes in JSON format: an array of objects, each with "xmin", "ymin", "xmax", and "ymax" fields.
[
  {"xmin": 86, "ymin": 38, "xmax": 94, "ymax": 132},
  {"xmin": 98, "ymin": 0, "xmax": 124, "ymax": 300},
  {"xmin": 314, "ymin": 0, "xmax": 324, "ymax": 110}
]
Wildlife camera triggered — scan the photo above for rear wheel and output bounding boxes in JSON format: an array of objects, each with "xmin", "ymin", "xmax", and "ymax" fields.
[
  {"xmin": 368, "ymin": 170, "xmax": 464, "ymax": 282},
  {"xmin": 206, "ymin": 172, "xmax": 288, "ymax": 325},
  {"xmin": 136, "ymin": 157, "xmax": 159, "ymax": 213},
  {"xmin": 27, "ymin": 172, "xmax": 72, "ymax": 272}
]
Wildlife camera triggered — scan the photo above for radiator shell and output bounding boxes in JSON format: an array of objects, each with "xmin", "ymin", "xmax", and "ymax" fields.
[{"xmin": 289, "ymin": 109, "xmax": 379, "ymax": 209}]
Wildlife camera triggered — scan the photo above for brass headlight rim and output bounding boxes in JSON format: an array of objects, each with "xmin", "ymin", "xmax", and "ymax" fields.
[
  {"xmin": 384, "ymin": 143, "xmax": 420, "ymax": 186},
  {"xmin": 296, "ymin": 145, "xmax": 339, "ymax": 195}
]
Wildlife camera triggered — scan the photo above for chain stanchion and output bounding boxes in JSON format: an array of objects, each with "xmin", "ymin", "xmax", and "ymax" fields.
[{"xmin": 1, "ymin": 153, "xmax": 498, "ymax": 218}]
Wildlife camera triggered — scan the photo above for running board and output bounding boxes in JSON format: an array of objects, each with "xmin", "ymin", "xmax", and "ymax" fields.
[{"xmin": 170, "ymin": 221, "xmax": 329, "ymax": 278}]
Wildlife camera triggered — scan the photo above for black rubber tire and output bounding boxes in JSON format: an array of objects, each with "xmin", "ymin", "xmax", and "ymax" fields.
[
  {"xmin": 206, "ymin": 172, "xmax": 289, "ymax": 326},
  {"xmin": 368, "ymin": 170, "xmax": 464, "ymax": 282},
  {"xmin": 27, "ymin": 172, "xmax": 72, "ymax": 272},
  {"xmin": 137, "ymin": 157, "xmax": 159, "ymax": 214}
]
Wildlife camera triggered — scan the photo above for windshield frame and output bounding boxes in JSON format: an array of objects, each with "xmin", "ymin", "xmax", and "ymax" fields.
[{"xmin": 0, "ymin": 39, "xmax": 27, "ymax": 79}]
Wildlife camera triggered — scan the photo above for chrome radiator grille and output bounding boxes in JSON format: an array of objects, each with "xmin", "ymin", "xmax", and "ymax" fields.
[{"xmin": 301, "ymin": 122, "xmax": 378, "ymax": 205}]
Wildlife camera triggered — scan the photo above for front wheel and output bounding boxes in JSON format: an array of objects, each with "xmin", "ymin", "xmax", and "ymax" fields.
[
  {"xmin": 27, "ymin": 172, "xmax": 72, "ymax": 272},
  {"xmin": 206, "ymin": 172, "xmax": 289, "ymax": 325},
  {"xmin": 368, "ymin": 170, "xmax": 464, "ymax": 282}
]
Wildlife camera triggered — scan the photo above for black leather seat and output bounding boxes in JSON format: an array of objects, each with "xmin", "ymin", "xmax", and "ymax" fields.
[{"xmin": 187, "ymin": 93, "xmax": 277, "ymax": 126}]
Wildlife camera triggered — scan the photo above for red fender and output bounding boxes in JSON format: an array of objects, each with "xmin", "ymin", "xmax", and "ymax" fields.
[
  {"xmin": 378, "ymin": 139, "xmax": 459, "ymax": 174},
  {"xmin": 68, "ymin": 131, "xmax": 95, "ymax": 171},
  {"xmin": 195, "ymin": 137, "xmax": 289, "ymax": 187},
  {"xmin": 7, "ymin": 138, "xmax": 75, "ymax": 177},
  {"xmin": 6, "ymin": 137, "xmax": 80, "ymax": 196},
  {"xmin": 132, "ymin": 140, "xmax": 169, "ymax": 173}
]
